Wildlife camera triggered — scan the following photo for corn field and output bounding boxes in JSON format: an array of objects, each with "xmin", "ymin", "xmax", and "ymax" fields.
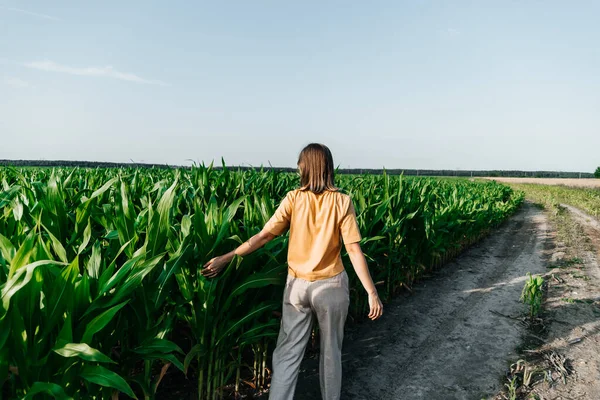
[{"xmin": 0, "ymin": 166, "xmax": 523, "ymax": 399}]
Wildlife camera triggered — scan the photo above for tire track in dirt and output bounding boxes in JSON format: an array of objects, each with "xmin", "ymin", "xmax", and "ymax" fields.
[
  {"xmin": 562, "ymin": 203, "xmax": 600, "ymax": 232},
  {"xmin": 293, "ymin": 202, "xmax": 551, "ymax": 400}
]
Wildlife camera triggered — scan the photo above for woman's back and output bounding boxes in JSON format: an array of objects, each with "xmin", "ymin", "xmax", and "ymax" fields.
[{"xmin": 265, "ymin": 189, "xmax": 362, "ymax": 281}]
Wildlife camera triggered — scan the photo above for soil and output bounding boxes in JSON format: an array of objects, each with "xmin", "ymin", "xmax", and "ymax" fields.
[
  {"xmin": 484, "ymin": 178, "xmax": 600, "ymax": 188},
  {"xmin": 286, "ymin": 202, "xmax": 552, "ymax": 399},
  {"xmin": 520, "ymin": 204, "xmax": 600, "ymax": 400}
]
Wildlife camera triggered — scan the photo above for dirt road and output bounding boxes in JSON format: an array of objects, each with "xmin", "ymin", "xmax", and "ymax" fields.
[{"xmin": 292, "ymin": 203, "xmax": 551, "ymax": 400}]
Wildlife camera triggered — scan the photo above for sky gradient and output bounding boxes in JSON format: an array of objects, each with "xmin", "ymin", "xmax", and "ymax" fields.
[{"xmin": 1, "ymin": 1, "xmax": 599, "ymax": 172}]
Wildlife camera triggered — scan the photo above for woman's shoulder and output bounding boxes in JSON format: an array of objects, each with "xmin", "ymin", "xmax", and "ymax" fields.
[
  {"xmin": 286, "ymin": 189, "xmax": 301, "ymax": 197},
  {"xmin": 281, "ymin": 189, "xmax": 301, "ymax": 203},
  {"xmin": 326, "ymin": 190, "xmax": 352, "ymax": 208}
]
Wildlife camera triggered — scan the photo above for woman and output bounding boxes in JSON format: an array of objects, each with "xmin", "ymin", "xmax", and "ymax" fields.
[{"xmin": 202, "ymin": 143, "xmax": 383, "ymax": 400}]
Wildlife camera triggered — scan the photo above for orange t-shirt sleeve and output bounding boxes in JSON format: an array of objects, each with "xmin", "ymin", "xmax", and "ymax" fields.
[
  {"xmin": 340, "ymin": 200, "xmax": 362, "ymax": 244},
  {"xmin": 264, "ymin": 192, "xmax": 293, "ymax": 236}
]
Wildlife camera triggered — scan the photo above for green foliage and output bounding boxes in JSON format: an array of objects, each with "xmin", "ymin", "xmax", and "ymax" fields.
[
  {"xmin": 510, "ymin": 183, "xmax": 600, "ymax": 219},
  {"xmin": 521, "ymin": 273, "xmax": 544, "ymax": 318},
  {"xmin": 595, "ymin": 166, "xmax": 600, "ymax": 179},
  {"xmin": 0, "ymin": 166, "xmax": 523, "ymax": 399},
  {"xmin": 505, "ymin": 376, "xmax": 518, "ymax": 400}
]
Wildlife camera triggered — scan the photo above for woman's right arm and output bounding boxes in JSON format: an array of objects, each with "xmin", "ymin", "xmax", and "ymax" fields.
[
  {"xmin": 202, "ymin": 229, "xmax": 276, "ymax": 278},
  {"xmin": 345, "ymin": 242, "xmax": 383, "ymax": 320}
]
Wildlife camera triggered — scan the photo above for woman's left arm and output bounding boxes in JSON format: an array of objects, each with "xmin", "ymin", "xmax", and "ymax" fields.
[{"xmin": 201, "ymin": 229, "xmax": 276, "ymax": 278}]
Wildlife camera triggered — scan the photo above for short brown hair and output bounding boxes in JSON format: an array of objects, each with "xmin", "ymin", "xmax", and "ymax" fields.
[{"xmin": 297, "ymin": 143, "xmax": 337, "ymax": 194}]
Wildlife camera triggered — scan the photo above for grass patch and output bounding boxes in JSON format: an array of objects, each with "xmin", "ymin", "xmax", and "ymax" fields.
[
  {"xmin": 561, "ymin": 297, "xmax": 595, "ymax": 304},
  {"xmin": 570, "ymin": 274, "xmax": 590, "ymax": 281},
  {"xmin": 546, "ymin": 257, "xmax": 584, "ymax": 270},
  {"xmin": 509, "ymin": 184, "xmax": 600, "ymax": 219}
]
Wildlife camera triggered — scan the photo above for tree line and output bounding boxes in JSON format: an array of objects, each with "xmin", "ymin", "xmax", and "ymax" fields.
[{"xmin": 0, "ymin": 159, "xmax": 596, "ymax": 178}]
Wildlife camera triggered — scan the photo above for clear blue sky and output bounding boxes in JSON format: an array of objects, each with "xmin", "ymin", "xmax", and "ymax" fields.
[{"xmin": 1, "ymin": 1, "xmax": 599, "ymax": 172}]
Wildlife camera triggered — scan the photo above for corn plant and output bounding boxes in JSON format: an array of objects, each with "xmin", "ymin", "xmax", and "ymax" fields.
[
  {"xmin": 521, "ymin": 273, "xmax": 544, "ymax": 319},
  {"xmin": 505, "ymin": 376, "xmax": 518, "ymax": 400}
]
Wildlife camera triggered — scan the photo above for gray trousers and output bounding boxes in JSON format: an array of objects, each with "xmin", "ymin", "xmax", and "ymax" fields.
[{"xmin": 269, "ymin": 270, "xmax": 350, "ymax": 400}]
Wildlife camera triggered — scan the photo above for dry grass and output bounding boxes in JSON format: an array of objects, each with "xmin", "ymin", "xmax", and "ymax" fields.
[{"xmin": 484, "ymin": 177, "xmax": 600, "ymax": 188}]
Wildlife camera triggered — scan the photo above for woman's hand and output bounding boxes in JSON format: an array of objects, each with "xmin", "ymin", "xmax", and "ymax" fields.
[
  {"xmin": 202, "ymin": 255, "xmax": 230, "ymax": 278},
  {"xmin": 368, "ymin": 292, "xmax": 383, "ymax": 320}
]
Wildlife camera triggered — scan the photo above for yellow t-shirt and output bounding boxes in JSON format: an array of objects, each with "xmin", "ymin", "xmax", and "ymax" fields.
[{"xmin": 264, "ymin": 189, "xmax": 362, "ymax": 281}]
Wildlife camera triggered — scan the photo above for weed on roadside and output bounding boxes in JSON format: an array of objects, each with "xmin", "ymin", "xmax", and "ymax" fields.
[
  {"xmin": 561, "ymin": 297, "xmax": 595, "ymax": 304},
  {"xmin": 546, "ymin": 257, "xmax": 584, "ymax": 270},
  {"xmin": 521, "ymin": 274, "xmax": 544, "ymax": 320}
]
